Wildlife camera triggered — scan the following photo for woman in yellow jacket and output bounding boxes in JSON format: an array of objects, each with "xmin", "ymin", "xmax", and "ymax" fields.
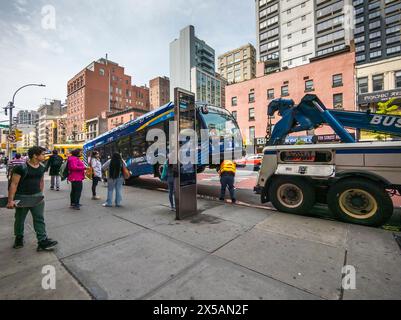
[{"xmin": 218, "ymin": 160, "xmax": 236, "ymax": 203}]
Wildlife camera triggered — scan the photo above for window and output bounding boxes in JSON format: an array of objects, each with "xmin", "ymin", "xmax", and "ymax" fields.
[
  {"xmin": 302, "ymin": 28, "xmax": 307, "ymax": 34},
  {"xmin": 387, "ymin": 45, "xmax": 401, "ymax": 55},
  {"xmin": 333, "ymin": 74, "xmax": 343, "ymax": 87},
  {"xmin": 99, "ymin": 68, "xmax": 105, "ymax": 76},
  {"xmin": 305, "ymin": 80, "xmax": 314, "ymax": 91},
  {"xmin": 369, "ymin": 21, "xmax": 381, "ymax": 30},
  {"xmin": 249, "ymin": 92, "xmax": 255, "ymax": 103},
  {"xmin": 232, "ymin": 97, "xmax": 237, "ymax": 106},
  {"xmin": 386, "ymin": 14, "xmax": 401, "ymax": 25},
  {"xmin": 232, "ymin": 111, "xmax": 237, "ymax": 120},
  {"xmin": 370, "ymin": 41, "xmax": 382, "ymax": 49},
  {"xmin": 249, "ymin": 127, "xmax": 255, "ymax": 144},
  {"xmin": 369, "ymin": 31, "xmax": 381, "ymax": 39},
  {"xmin": 358, "ymin": 77, "xmax": 368, "ymax": 94},
  {"xmin": 369, "ymin": 11, "xmax": 381, "ymax": 19},
  {"xmin": 288, "ymin": 34, "xmax": 292, "ymax": 39},
  {"xmin": 356, "ymin": 54, "xmax": 366, "ymax": 62},
  {"xmin": 267, "ymin": 88, "xmax": 274, "ymax": 99},
  {"xmin": 301, "ymin": 15, "xmax": 306, "ymax": 21},
  {"xmin": 302, "ymin": 42, "xmax": 307, "ymax": 47},
  {"xmin": 288, "ymin": 47, "xmax": 292, "ymax": 52},
  {"xmin": 249, "ymin": 108, "xmax": 255, "ymax": 121},
  {"xmin": 287, "ymin": 21, "xmax": 292, "ymax": 27},
  {"xmin": 395, "ymin": 71, "xmax": 401, "ymax": 88},
  {"xmin": 333, "ymin": 94, "xmax": 343, "ymax": 109},
  {"xmin": 281, "ymin": 85, "xmax": 289, "ymax": 97},
  {"xmin": 373, "ymin": 74, "xmax": 384, "ymax": 91},
  {"xmin": 370, "ymin": 50, "xmax": 382, "ymax": 59}
]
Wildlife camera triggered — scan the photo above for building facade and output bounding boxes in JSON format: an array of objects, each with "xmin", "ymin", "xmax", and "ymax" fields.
[
  {"xmin": 85, "ymin": 113, "xmax": 108, "ymax": 141},
  {"xmin": 15, "ymin": 110, "xmax": 39, "ymax": 126},
  {"xmin": 256, "ymin": 0, "xmax": 354, "ymax": 73},
  {"xmin": 190, "ymin": 67, "xmax": 225, "ymax": 108},
  {"xmin": 37, "ymin": 100, "xmax": 62, "ymax": 149},
  {"xmin": 218, "ymin": 44, "xmax": 257, "ymax": 84},
  {"xmin": 67, "ymin": 58, "xmax": 150, "ymax": 143},
  {"xmin": 107, "ymin": 108, "xmax": 148, "ymax": 131},
  {"xmin": 149, "ymin": 76, "xmax": 170, "ymax": 109},
  {"xmin": 356, "ymin": 56, "xmax": 401, "ymax": 140},
  {"xmin": 225, "ymin": 51, "xmax": 356, "ymax": 149},
  {"xmin": 170, "ymin": 25, "xmax": 216, "ymax": 98},
  {"xmin": 354, "ymin": 0, "xmax": 401, "ymax": 65}
]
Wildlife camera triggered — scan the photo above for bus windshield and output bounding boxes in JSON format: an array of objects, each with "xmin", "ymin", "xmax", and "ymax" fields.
[{"xmin": 201, "ymin": 107, "xmax": 239, "ymax": 138}]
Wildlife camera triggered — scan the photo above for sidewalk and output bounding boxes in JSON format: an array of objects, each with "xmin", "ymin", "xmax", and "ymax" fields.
[{"xmin": 0, "ymin": 178, "xmax": 400, "ymax": 300}]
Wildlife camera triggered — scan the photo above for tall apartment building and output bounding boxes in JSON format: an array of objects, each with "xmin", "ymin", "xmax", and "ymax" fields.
[
  {"xmin": 256, "ymin": 0, "xmax": 280, "ymax": 72},
  {"xmin": 36, "ymin": 100, "xmax": 62, "ymax": 149},
  {"xmin": 353, "ymin": 0, "xmax": 401, "ymax": 65},
  {"xmin": 256, "ymin": 0, "xmax": 354, "ymax": 72},
  {"xmin": 281, "ymin": 0, "xmax": 316, "ymax": 68},
  {"xmin": 170, "ymin": 25, "xmax": 216, "ymax": 97},
  {"xmin": 315, "ymin": 0, "xmax": 353, "ymax": 57},
  {"xmin": 218, "ymin": 44, "xmax": 257, "ymax": 84},
  {"xmin": 15, "ymin": 110, "xmax": 39, "ymax": 125},
  {"xmin": 67, "ymin": 58, "xmax": 150, "ymax": 143},
  {"xmin": 149, "ymin": 76, "xmax": 170, "ymax": 109}
]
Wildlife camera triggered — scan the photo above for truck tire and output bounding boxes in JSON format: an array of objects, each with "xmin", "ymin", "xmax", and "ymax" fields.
[
  {"xmin": 268, "ymin": 176, "xmax": 316, "ymax": 214},
  {"xmin": 327, "ymin": 178, "xmax": 393, "ymax": 227}
]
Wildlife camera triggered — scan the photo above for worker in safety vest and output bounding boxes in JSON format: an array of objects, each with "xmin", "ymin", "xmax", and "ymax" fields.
[{"xmin": 218, "ymin": 160, "xmax": 237, "ymax": 203}]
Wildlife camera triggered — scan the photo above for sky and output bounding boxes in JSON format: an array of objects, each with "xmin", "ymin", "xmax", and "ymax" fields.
[{"xmin": 0, "ymin": 0, "xmax": 256, "ymax": 121}]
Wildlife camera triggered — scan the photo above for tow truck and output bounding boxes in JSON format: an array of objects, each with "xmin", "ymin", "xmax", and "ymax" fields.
[{"xmin": 256, "ymin": 94, "xmax": 401, "ymax": 227}]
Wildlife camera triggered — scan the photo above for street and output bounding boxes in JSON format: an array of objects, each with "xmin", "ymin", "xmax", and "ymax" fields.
[
  {"xmin": 0, "ymin": 174, "xmax": 400, "ymax": 300},
  {"xmin": 129, "ymin": 167, "xmax": 401, "ymax": 230}
]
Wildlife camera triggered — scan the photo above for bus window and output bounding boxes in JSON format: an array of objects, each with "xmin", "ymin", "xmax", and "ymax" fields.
[
  {"xmin": 118, "ymin": 136, "xmax": 131, "ymax": 160},
  {"xmin": 131, "ymin": 130, "xmax": 147, "ymax": 158},
  {"xmin": 104, "ymin": 142, "xmax": 116, "ymax": 160}
]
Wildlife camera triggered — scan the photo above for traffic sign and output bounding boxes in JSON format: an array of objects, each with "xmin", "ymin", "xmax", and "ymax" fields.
[{"xmin": 7, "ymin": 135, "xmax": 16, "ymax": 143}]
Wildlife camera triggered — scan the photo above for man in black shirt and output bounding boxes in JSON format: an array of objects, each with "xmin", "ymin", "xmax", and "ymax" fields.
[{"xmin": 7, "ymin": 146, "xmax": 58, "ymax": 251}]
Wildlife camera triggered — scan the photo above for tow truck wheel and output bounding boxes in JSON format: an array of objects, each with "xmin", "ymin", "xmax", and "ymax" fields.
[
  {"xmin": 327, "ymin": 178, "xmax": 393, "ymax": 227},
  {"xmin": 269, "ymin": 177, "xmax": 316, "ymax": 214}
]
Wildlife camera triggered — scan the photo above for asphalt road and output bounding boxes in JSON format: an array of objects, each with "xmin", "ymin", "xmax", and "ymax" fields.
[{"xmin": 128, "ymin": 167, "xmax": 401, "ymax": 229}]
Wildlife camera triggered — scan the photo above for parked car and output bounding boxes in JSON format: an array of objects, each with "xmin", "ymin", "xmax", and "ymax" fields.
[{"xmin": 235, "ymin": 154, "xmax": 263, "ymax": 170}]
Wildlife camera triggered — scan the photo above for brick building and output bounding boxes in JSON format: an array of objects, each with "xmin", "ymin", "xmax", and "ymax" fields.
[
  {"xmin": 149, "ymin": 76, "xmax": 170, "ymax": 110},
  {"xmin": 67, "ymin": 58, "xmax": 150, "ymax": 142},
  {"xmin": 107, "ymin": 107, "xmax": 149, "ymax": 130},
  {"xmin": 225, "ymin": 50, "xmax": 356, "ymax": 151}
]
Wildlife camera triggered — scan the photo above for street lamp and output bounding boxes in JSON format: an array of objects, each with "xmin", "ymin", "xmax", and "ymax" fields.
[{"xmin": 4, "ymin": 83, "xmax": 46, "ymax": 158}]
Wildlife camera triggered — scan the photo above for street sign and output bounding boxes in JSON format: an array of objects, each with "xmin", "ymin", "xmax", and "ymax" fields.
[{"xmin": 7, "ymin": 135, "xmax": 16, "ymax": 143}]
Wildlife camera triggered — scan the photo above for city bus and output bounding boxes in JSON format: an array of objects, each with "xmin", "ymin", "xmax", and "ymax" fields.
[
  {"xmin": 83, "ymin": 102, "xmax": 243, "ymax": 179},
  {"xmin": 44, "ymin": 144, "xmax": 84, "ymax": 161}
]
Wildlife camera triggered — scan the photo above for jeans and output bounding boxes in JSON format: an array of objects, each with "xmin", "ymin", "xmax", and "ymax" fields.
[
  {"xmin": 50, "ymin": 175, "xmax": 60, "ymax": 189},
  {"xmin": 106, "ymin": 177, "xmax": 124, "ymax": 206},
  {"xmin": 14, "ymin": 192, "xmax": 47, "ymax": 242},
  {"xmin": 167, "ymin": 177, "xmax": 175, "ymax": 208},
  {"xmin": 220, "ymin": 174, "xmax": 236, "ymax": 200},
  {"xmin": 92, "ymin": 176, "xmax": 101, "ymax": 196},
  {"xmin": 70, "ymin": 181, "xmax": 83, "ymax": 207}
]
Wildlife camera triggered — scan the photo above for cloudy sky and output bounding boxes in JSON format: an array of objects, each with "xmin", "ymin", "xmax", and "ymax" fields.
[{"xmin": 0, "ymin": 0, "xmax": 256, "ymax": 121}]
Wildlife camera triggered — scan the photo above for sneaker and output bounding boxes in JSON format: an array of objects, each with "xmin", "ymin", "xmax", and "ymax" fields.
[
  {"xmin": 56, "ymin": 188, "xmax": 60, "ymax": 191},
  {"xmin": 72, "ymin": 206, "xmax": 80, "ymax": 210},
  {"xmin": 102, "ymin": 203, "xmax": 112, "ymax": 207},
  {"xmin": 232, "ymin": 199, "xmax": 237, "ymax": 204},
  {"xmin": 170, "ymin": 207, "xmax": 175, "ymax": 212},
  {"xmin": 37, "ymin": 238, "xmax": 58, "ymax": 252},
  {"xmin": 13, "ymin": 236, "xmax": 24, "ymax": 249},
  {"xmin": 50, "ymin": 187, "xmax": 54, "ymax": 191},
  {"xmin": 92, "ymin": 196, "xmax": 101, "ymax": 200},
  {"xmin": 219, "ymin": 198, "xmax": 225, "ymax": 201}
]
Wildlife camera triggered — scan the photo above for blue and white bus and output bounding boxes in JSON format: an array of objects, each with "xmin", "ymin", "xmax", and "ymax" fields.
[{"xmin": 83, "ymin": 102, "xmax": 243, "ymax": 178}]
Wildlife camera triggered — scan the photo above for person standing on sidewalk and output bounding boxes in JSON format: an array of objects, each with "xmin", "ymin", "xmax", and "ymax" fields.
[
  {"xmin": 161, "ymin": 157, "xmax": 177, "ymax": 211},
  {"xmin": 45, "ymin": 150, "xmax": 63, "ymax": 191},
  {"xmin": 7, "ymin": 153, "xmax": 26, "ymax": 180},
  {"xmin": 7, "ymin": 146, "xmax": 58, "ymax": 251},
  {"xmin": 90, "ymin": 151, "xmax": 102, "ymax": 200},
  {"xmin": 67, "ymin": 149, "xmax": 86, "ymax": 210},
  {"xmin": 102, "ymin": 153, "xmax": 127, "ymax": 208},
  {"xmin": 218, "ymin": 159, "xmax": 237, "ymax": 204}
]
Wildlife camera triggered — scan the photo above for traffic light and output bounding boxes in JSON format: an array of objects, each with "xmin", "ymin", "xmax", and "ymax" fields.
[{"xmin": 15, "ymin": 129, "xmax": 23, "ymax": 142}]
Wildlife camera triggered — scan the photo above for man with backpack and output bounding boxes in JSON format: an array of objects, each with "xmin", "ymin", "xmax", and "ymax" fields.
[
  {"xmin": 7, "ymin": 146, "xmax": 58, "ymax": 251},
  {"xmin": 45, "ymin": 150, "xmax": 63, "ymax": 191}
]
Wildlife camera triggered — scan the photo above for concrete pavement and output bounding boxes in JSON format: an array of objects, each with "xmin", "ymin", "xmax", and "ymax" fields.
[{"xmin": 0, "ymin": 177, "xmax": 400, "ymax": 300}]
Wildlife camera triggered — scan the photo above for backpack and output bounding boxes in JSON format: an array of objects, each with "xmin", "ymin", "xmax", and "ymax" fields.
[
  {"xmin": 160, "ymin": 162, "xmax": 168, "ymax": 182},
  {"xmin": 52, "ymin": 155, "xmax": 63, "ymax": 168},
  {"xmin": 60, "ymin": 160, "xmax": 69, "ymax": 181}
]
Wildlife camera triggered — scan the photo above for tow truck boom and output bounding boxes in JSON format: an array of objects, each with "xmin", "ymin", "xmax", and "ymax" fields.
[{"xmin": 268, "ymin": 94, "xmax": 401, "ymax": 145}]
